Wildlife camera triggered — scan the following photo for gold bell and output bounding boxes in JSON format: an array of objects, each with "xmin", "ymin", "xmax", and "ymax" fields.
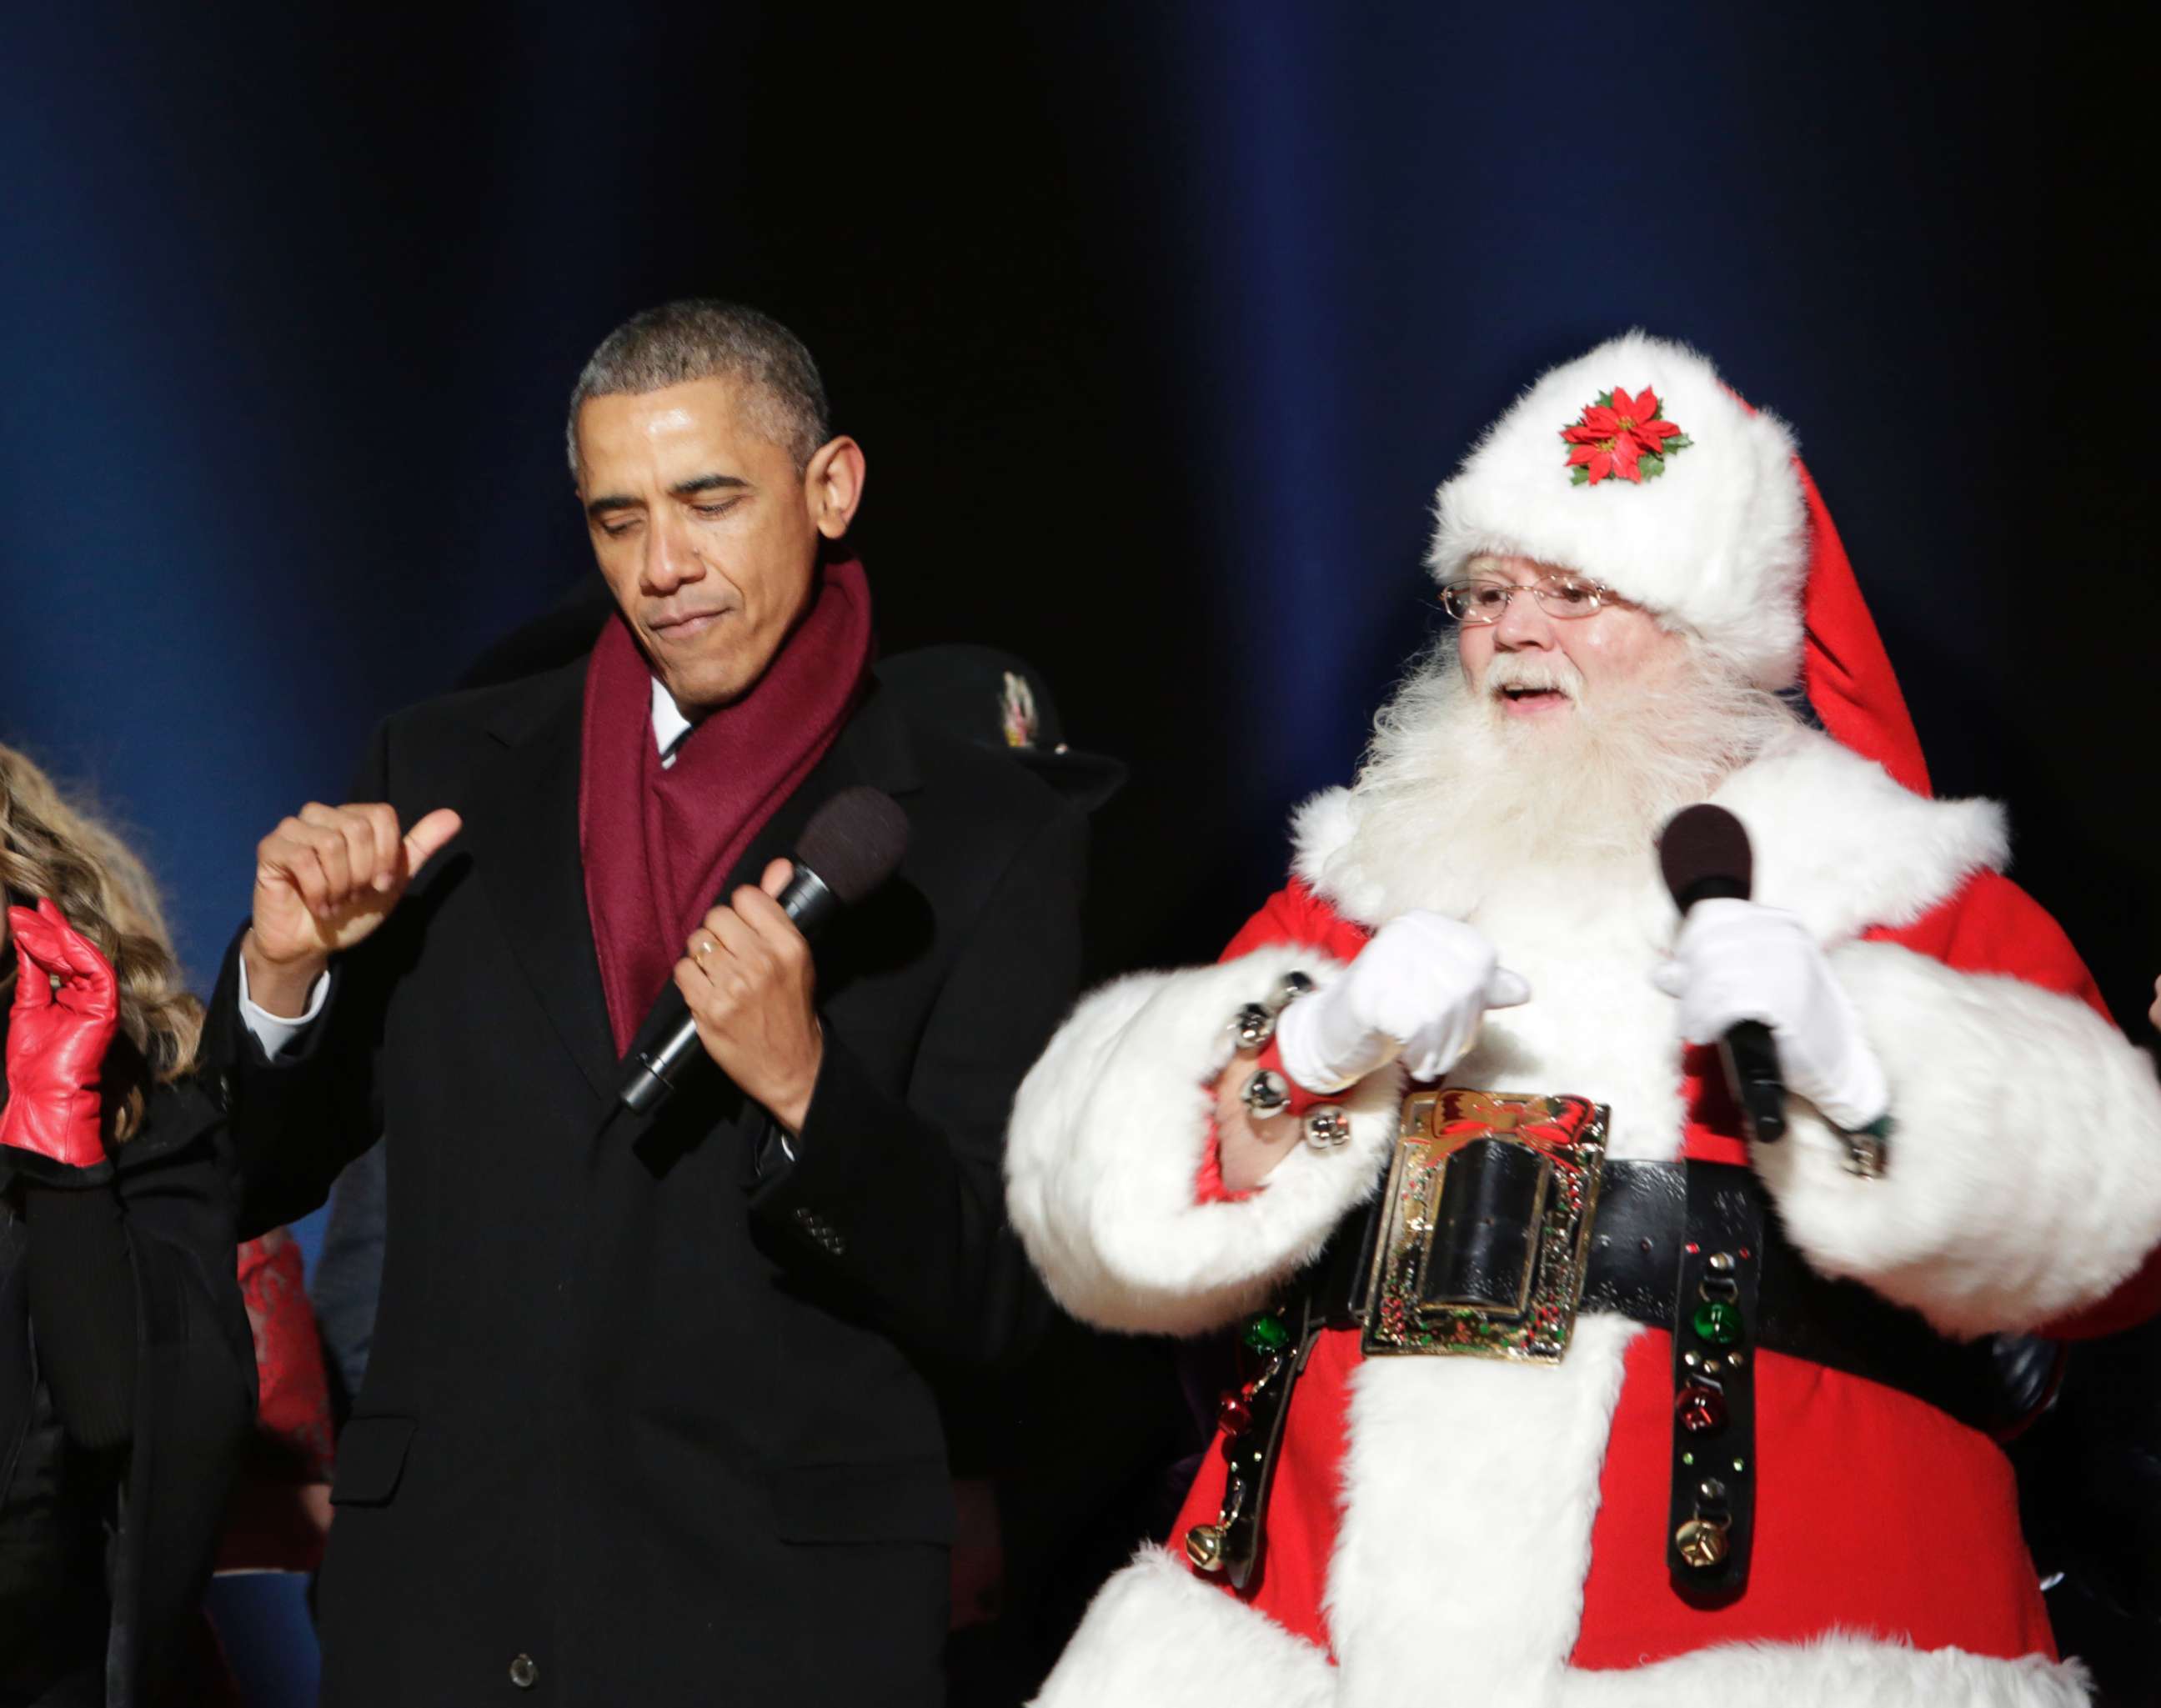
[
  {"xmin": 1183, "ymin": 1524, "xmax": 1226, "ymax": 1573},
  {"xmin": 1673, "ymin": 1517, "xmax": 1730, "ymax": 1570}
]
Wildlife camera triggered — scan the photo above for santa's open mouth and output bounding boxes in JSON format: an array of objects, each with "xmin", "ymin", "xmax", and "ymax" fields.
[{"xmin": 1498, "ymin": 686, "xmax": 1572, "ymax": 713}]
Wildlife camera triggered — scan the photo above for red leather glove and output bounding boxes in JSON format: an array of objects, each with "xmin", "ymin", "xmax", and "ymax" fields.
[{"xmin": 2, "ymin": 898, "xmax": 120, "ymax": 1169}]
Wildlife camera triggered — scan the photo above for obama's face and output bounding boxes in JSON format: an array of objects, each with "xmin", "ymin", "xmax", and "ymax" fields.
[{"xmin": 575, "ymin": 376, "xmax": 864, "ymax": 712}]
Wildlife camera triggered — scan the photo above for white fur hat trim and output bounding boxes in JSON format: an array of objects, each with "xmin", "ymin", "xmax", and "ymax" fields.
[{"xmin": 1430, "ymin": 330, "xmax": 1809, "ymax": 689}]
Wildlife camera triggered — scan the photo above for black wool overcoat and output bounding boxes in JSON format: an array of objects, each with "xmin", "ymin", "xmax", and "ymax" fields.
[
  {"xmin": 0, "ymin": 1071, "xmax": 254, "ymax": 1707},
  {"xmin": 206, "ymin": 659, "xmax": 1086, "ymax": 1706}
]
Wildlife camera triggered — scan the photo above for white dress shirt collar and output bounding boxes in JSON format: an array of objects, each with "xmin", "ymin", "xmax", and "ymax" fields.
[{"xmin": 650, "ymin": 677, "xmax": 697, "ymax": 769}]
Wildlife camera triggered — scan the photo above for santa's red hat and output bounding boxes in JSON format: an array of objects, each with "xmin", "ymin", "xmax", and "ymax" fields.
[{"xmin": 1430, "ymin": 330, "xmax": 1929, "ymax": 795}]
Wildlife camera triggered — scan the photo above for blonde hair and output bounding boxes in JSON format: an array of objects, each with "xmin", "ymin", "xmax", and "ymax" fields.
[{"xmin": 0, "ymin": 744, "xmax": 203, "ymax": 1141}]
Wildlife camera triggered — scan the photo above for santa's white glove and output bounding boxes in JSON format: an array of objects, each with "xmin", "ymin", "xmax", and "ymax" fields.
[
  {"xmin": 1277, "ymin": 911, "xmax": 1531, "ymax": 1094},
  {"xmin": 1651, "ymin": 898, "xmax": 1889, "ymax": 1130}
]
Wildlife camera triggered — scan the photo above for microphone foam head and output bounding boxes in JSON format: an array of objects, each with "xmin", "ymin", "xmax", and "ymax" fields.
[
  {"xmin": 796, "ymin": 786, "xmax": 910, "ymax": 905},
  {"xmin": 1657, "ymin": 804, "xmax": 1753, "ymax": 908}
]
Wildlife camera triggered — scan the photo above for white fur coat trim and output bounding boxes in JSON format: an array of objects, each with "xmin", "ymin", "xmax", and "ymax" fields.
[
  {"xmin": 1005, "ymin": 945, "xmax": 1406, "ymax": 1336},
  {"xmin": 1562, "ymin": 1635, "xmax": 2090, "ymax": 1708},
  {"xmin": 1325, "ymin": 1315, "xmax": 1640, "ymax": 1707},
  {"xmin": 1030, "ymin": 1545, "xmax": 1335, "ymax": 1708},
  {"xmin": 1293, "ymin": 724, "xmax": 2007, "ymax": 944},
  {"xmin": 1428, "ymin": 330, "xmax": 1811, "ymax": 691},
  {"xmin": 1761, "ymin": 939, "xmax": 2161, "ymax": 1336},
  {"xmin": 1040, "ymin": 1544, "xmax": 2091, "ymax": 1707}
]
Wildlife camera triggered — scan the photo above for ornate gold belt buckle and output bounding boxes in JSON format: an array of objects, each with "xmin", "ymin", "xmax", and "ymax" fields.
[{"xmin": 1361, "ymin": 1089, "xmax": 1610, "ymax": 1363}]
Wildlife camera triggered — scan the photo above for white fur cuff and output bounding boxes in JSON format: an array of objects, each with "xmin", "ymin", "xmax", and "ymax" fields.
[
  {"xmin": 1005, "ymin": 946, "xmax": 1402, "ymax": 1336},
  {"xmin": 1752, "ymin": 940, "xmax": 2161, "ymax": 1337}
]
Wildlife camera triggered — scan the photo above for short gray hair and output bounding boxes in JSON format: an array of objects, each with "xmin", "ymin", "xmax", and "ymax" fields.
[{"xmin": 566, "ymin": 298, "xmax": 830, "ymax": 479}]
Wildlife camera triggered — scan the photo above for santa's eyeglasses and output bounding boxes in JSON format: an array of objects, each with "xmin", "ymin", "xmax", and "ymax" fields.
[{"xmin": 1437, "ymin": 575, "xmax": 1612, "ymax": 625}]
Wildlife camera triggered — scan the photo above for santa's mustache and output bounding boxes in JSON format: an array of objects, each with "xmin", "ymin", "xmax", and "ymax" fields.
[{"xmin": 1481, "ymin": 654, "xmax": 1585, "ymax": 700}]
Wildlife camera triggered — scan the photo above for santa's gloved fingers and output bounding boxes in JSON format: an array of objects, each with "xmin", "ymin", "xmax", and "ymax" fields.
[
  {"xmin": 1671, "ymin": 895, "xmax": 1810, "ymax": 951},
  {"xmin": 1274, "ymin": 991, "xmax": 1391, "ymax": 1094},
  {"xmin": 1780, "ymin": 979, "xmax": 1891, "ymax": 1129},
  {"xmin": 1669, "ymin": 903, "xmax": 1818, "ymax": 986},
  {"xmin": 1482, "ymin": 968, "xmax": 1532, "ymax": 1009},
  {"xmin": 1806, "ymin": 1068, "xmax": 1891, "ymax": 1133},
  {"xmin": 1356, "ymin": 910, "xmax": 1502, "ymax": 979},
  {"xmin": 1396, "ymin": 1012, "xmax": 1464, "ymax": 1080},
  {"xmin": 1674, "ymin": 976, "xmax": 1788, "ymax": 1047},
  {"xmin": 1278, "ymin": 919, "xmax": 1517, "ymax": 1093},
  {"xmin": 1396, "ymin": 974, "xmax": 1533, "ymax": 1080},
  {"xmin": 1664, "ymin": 903, "xmax": 1823, "ymax": 1027},
  {"xmin": 1664, "ymin": 930, "xmax": 1892, "ymax": 1127},
  {"xmin": 1356, "ymin": 920, "xmax": 1504, "ymax": 1031},
  {"xmin": 1401, "ymin": 1034, "xmax": 1473, "ymax": 1084}
]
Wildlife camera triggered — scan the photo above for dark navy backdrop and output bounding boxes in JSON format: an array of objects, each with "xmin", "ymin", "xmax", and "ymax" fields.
[{"xmin": 3, "ymin": 6, "xmax": 2146, "ymax": 1700}]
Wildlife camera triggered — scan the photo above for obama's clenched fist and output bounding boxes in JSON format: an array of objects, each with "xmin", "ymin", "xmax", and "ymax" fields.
[
  {"xmin": 675, "ymin": 858, "xmax": 825, "ymax": 1135},
  {"xmin": 242, "ymin": 801, "xmax": 463, "ymax": 1019}
]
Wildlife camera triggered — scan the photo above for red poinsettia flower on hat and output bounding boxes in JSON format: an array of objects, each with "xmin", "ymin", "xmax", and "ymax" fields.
[{"xmin": 1561, "ymin": 386, "xmax": 1692, "ymax": 485}]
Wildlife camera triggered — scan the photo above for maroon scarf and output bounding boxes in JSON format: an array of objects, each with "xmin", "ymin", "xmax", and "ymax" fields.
[{"xmin": 579, "ymin": 557, "xmax": 874, "ymax": 1056}]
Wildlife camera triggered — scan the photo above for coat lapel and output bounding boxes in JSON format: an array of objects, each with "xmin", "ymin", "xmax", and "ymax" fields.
[{"xmin": 467, "ymin": 669, "xmax": 620, "ymax": 1103}]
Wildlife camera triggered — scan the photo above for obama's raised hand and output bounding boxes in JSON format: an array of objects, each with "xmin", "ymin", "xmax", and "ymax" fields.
[{"xmin": 243, "ymin": 802, "xmax": 461, "ymax": 1016}]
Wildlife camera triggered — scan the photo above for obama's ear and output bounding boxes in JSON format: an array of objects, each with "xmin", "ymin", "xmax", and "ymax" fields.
[{"xmin": 805, "ymin": 436, "xmax": 865, "ymax": 539}]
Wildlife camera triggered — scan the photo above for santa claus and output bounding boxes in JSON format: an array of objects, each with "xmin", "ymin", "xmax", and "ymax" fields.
[{"xmin": 1005, "ymin": 332, "xmax": 2161, "ymax": 1706}]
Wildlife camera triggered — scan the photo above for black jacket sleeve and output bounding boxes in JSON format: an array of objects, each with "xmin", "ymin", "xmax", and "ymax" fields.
[
  {"xmin": 204, "ymin": 722, "xmax": 395, "ymax": 1240},
  {"xmin": 19, "ymin": 1183, "xmax": 138, "ymax": 1450},
  {"xmin": 1, "ymin": 1078, "xmax": 255, "ymax": 1705},
  {"xmin": 108, "ymin": 1084, "xmax": 258, "ymax": 1703},
  {"xmin": 747, "ymin": 800, "xmax": 1088, "ymax": 1366}
]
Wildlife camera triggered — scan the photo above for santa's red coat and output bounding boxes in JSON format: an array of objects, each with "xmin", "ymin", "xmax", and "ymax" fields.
[
  {"xmin": 1007, "ymin": 729, "xmax": 2161, "ymax": 1706},
  {"xmin": 1173, "ymin": 870, "xmax": 2157, "ymax": 1675}
]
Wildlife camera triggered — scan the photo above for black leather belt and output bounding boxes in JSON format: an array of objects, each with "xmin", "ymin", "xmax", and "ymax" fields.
[
  {"xmin": 1311, "ymin": 1158, "xmax": 2006, "ymax": 1430},
  {"xmin": 1193, "ymin": 1156, "xmax": 2030, "ymax": 1601}
]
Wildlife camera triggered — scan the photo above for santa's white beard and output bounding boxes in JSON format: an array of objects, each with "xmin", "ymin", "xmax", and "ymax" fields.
[{"xmin": 1331, "ymin": 634, "xmax": 1801, "ymax": 920}]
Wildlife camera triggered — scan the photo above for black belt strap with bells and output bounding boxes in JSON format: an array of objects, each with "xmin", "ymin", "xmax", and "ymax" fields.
[
  {"xmin": 1188, "ymin": 1155, "xmax": 2009, "ymax": 1597},
  {"xmin": 1667, "ymin": 1161, "xmax": 1765, "ymax": 1598}
]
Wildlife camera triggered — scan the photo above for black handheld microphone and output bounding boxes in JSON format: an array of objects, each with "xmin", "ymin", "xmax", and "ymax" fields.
[
  {"xmin": 618, "ymin": 785, "xmax": 910, "ymax": 1116},
  {"xmin": 1656, "ymin": 804, "xmax": 1786, "ymax": 1145}
]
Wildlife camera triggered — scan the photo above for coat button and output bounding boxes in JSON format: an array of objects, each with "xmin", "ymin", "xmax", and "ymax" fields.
[{"xmin": 509, "ymin": 1653, "xmax": 538, "ymax": 1689}]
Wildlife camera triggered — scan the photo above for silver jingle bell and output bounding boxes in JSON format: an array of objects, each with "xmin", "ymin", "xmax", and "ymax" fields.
[
  {"xmin": 1303, "ymin": 1104, "xmax": 1351, "ymax": 1150},
  {"xmin": 1241, "ymin": 1069, "xmax": 1291, "ymax": 1117},
  {"xmin": 1184, "ymin": 1523, "xmax": 1226, "ymax": 1572},
  {"xmin": 1230, "ymin": 1002, "xmax": 1276, "ymax": 1052},
  {"xmin": 1269, "ymin": 970, "xmax": 1316, "ymax": 1012}
]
